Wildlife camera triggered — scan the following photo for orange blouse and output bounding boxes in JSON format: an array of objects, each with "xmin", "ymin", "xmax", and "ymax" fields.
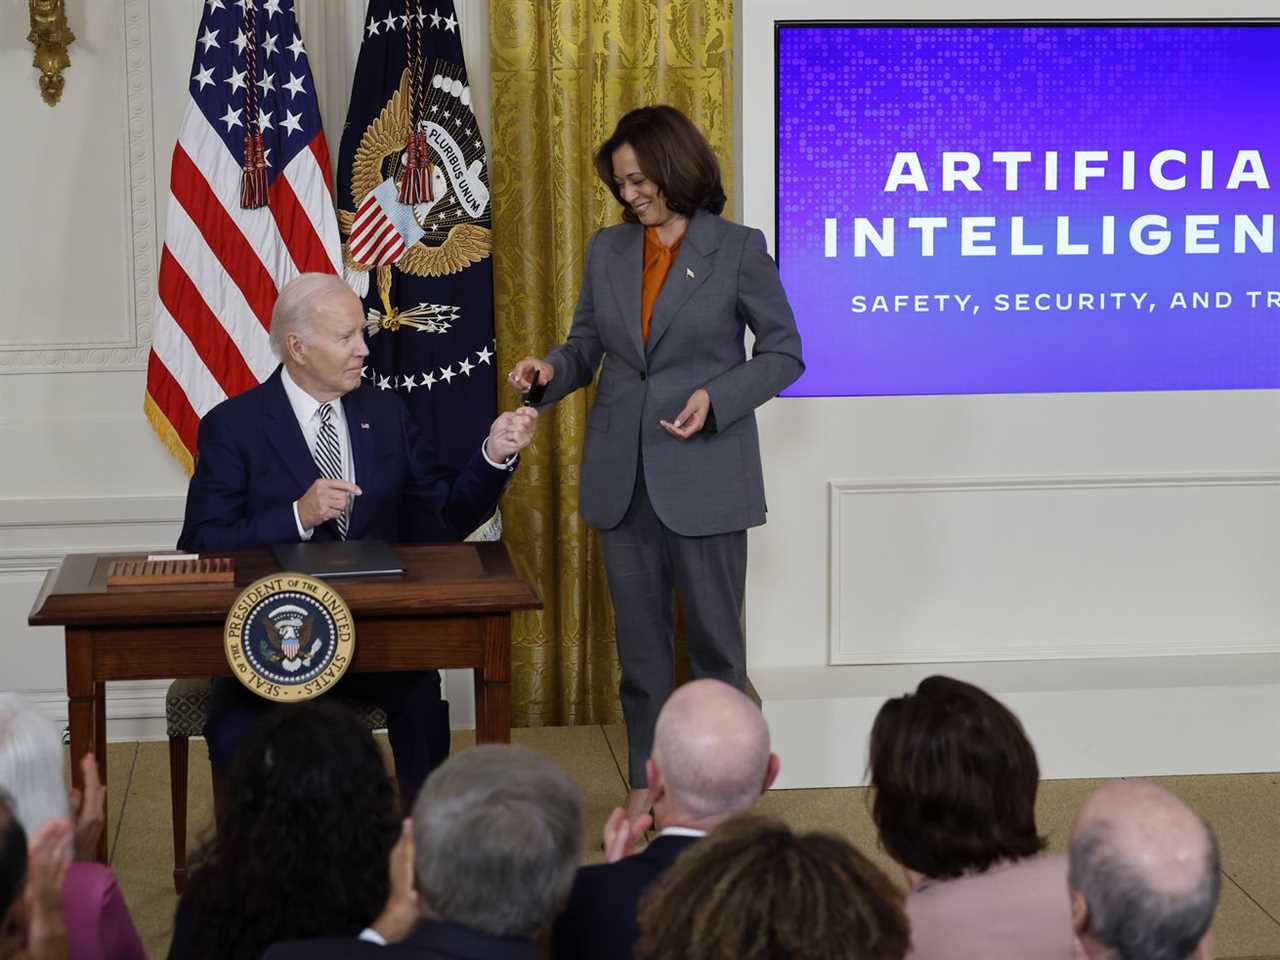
[{"xmin": 641, "ymin": 226, "xmax": 684, "ymax": 345}]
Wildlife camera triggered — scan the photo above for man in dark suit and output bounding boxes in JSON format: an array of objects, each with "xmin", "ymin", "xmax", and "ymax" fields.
[
  {"xmin": 264, "ymin": 745, "xmax": 583, "ymax": 960},
  {"xmin": 177, "ymin": 273, "xmax": 537, "ymax": 807},
  {"xmin": 552, "ymin": 679, "xmax": 780, "ymax": 960}
]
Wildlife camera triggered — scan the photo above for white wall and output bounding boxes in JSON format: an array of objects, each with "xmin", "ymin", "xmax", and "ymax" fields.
[
  {"xmin": 739, "ymin": 0, "xmax": 1280, "ymax": 785},
  {"xmin": 0, "ymin": 0, "xmax": 489, "ymax": 734}
]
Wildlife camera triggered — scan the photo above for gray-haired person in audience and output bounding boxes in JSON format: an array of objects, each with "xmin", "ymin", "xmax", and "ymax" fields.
[
  {"xmin": 0, "ymin": 694, "xmax": 145, "ymax": 960},
  {"xmin": 553, "ymin": 678, "xmax": 780, "ymax": 960},
  {"xmin": 265, "ymin": 744, "xmax": 584, "ymax": 960},
  {"xmin": 1069, "ymin": 780, "xmax": 1220, "ymax": 960}
]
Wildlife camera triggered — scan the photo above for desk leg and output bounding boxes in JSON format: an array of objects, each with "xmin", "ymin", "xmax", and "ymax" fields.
[
  {"xmin": 474, "ymin": 615, "xmax": 511, "ymax": 744},
  {"xmin": 65, "ymin": 629, "xmax": 107, "ymax": 863}
]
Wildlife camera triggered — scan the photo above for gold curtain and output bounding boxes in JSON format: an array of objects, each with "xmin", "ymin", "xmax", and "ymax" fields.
[{"xmin": 490, "ymin": 1, "xmax": 734, "ymax": 726}]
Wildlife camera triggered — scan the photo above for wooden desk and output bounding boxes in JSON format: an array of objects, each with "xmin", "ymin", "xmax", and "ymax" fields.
[{"xmin": 28, "ymin": 543, "xmax": 540, "ymax": 861}]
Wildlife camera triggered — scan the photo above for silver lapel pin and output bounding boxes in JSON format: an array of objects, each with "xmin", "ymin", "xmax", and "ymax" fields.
[{"xmin": 686, "ymin": 267, "xmax": 695, "ymax": 279}]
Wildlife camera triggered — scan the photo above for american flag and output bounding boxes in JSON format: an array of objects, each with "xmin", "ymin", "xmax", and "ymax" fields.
[{"xmin": 145, "ymin": 0, "xmax": 341, "ymax": 472}]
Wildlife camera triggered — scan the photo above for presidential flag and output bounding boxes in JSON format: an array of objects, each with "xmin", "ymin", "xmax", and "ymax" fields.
[
  {"xmin": 146, "ymin": 0, "xmax": 341, "ymax": 471},
  {"xmin": 335, "ymin": 0, "xmax": 496, "ymax": 477}
]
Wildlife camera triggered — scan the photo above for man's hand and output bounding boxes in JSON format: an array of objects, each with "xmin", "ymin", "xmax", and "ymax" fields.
[
  {"xmin": 23, "ymin": 819, "xmax": 72, "ymax": 960},
  {"xmin": 659, "ymin": 388, "xmax": 711, "ymax": 440},
  {"xmin": 296, "ymin": 478, "xmax": 362, "ymax": 531},
  {"xmin": 602, "ymin": 805, "xmax": 652, "ymax": 864},
  {"xmin": 506, "ymin": 356, "xmax": 554, "ymax": 392},
  {"xmin": 370, "ymin": 819, "xmax": 420, "ymax": 944},
  {"xmin": 485, "ymin": 407, "xmax": 539, "ymax": 463},
  {"xmin": 68, "ymin": 753, "xmax": 104, "ymax": 862}
]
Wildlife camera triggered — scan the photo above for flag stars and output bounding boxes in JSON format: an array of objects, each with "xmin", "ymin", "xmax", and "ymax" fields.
[
  {"xmin": 225, "ymin": 67, "xmax": 247, "ymax": 94},
  {"xmin": 422, "ymin": 371, "xmax": 437, "ymax": 389},
  {"xmin": 398, "ymin": 14, "xmax": 409, "ymax": 28},
  {"xmin": 262, "ymin": 32, "xmax": 279, "ymax": 56},
  {"xmin": 206, "ymin": 0, "xmax": 225, "ymax": 11},
  {"xmin": 444, "ymin": 13, "xmax": 457, "ymax": 32},
  {"xmin": 458, "ymin": 358, "xmax": 474, "ymax": 377},
  {"xmin": 280, "ymin": 109, "xmax": 303, "ymax": 135},
  {"xmin": 439, "ymin": 365, "xmax": 456, "ymax": 384},
  {"xmin": 219, "ymin": 105, "xmax": 243, "ymax": 131},
  {"xmin": 378, "ymin": 375, "xmax": 393, "ymax": 390},
  {"xmin": 381, "ymin": 11, "xmax": 397, "ymax": 33},
  {"xmin": 287, "ymin": 33, "xmax": 305, "ymax": 59},
  {"xmin": 415, "ymin": 10, "xmax": 428, "ymax": 26},
  {"xmin": 367, "ymin": 18, "xmax": 380, "ymax": 37},
  {"xmin": 257, "ymin": 107, "xmax": 273, "ymax": 131},
  {"xmin": 283, "ymin": 73, "xmax": 306, "ymax": 99},
  {"xmin": 198, "ymin": 26, "xmax": 219, "ymax": 52},
  {"xmin": 429, "ymin": 8, "xmax": 442, "ymax": 28},
  {"xmin": 192, "ymin": 64, "xmax": 216, "ymax": 90},
  {"xmin": 475, "ymin": 346, "xmax": 493, "ymax": 365},
  {"xmin": 257, "ymin": 71, "xmax": 275, "ymax": 96},
  {"xmin": 232, "ymin": 29, "xmax": 249, "ymax": 54},
  {"xmin": 262, "ymin": 0, "xmax": 282, "ymax": 18},
  {"xmin": 402, "ymin": 373, "xmax": 418, "ymax": 393}
]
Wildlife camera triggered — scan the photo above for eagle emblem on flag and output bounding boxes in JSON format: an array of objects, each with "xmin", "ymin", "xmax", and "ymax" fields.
[{"xmin": 338, "ymin": 67, "xmax": 491, "ymax": 314}]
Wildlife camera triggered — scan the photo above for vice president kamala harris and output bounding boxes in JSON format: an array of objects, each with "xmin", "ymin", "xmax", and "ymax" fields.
[{"xmin": 509, "ymin": 105, "xmax": 803, "ymax": 821}]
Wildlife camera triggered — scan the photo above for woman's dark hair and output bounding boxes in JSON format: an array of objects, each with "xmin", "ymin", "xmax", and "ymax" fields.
[
  {"xmin": 594, "ymin": 105, "xmax": 726, "ymax": 221},
  {"xmin": 635, "ymin": 815, "xmax": 910, "ymax": 960},
  {"xmin": 179, "ymin": 701, "xmax": 399, "ymax": 960},
  {"xmin": 868, "ymin": 675, "xmax": 1046, "ymax": 880},
  {"xmin": 0, "ymin": 790, "xmax": 27, "ymax": 923}
]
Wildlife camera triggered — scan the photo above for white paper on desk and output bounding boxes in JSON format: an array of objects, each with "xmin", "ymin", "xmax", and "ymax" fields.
[{"xmin": 146, "ymin": 553, "xmax": 197, "ymax": 562}]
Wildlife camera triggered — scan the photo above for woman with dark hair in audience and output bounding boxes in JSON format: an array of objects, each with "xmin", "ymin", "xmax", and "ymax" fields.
[
  {"xmin": 168, "ymin": 700, "xmax": 400, "ymax": 960},
  {"xmin": 868, "ymin": 675, "xmax": 1071, "ymax": 959},
  {"xmin": 635, "ymin": 815, "xmax": 909, "ymax": 960},
  {"xmin": 0, "ymin": 695, "xmax": 144, "ymax": 960}
]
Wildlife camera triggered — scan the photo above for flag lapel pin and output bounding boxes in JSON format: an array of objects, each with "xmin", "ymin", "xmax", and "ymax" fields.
[
  {"xmin": 686, "ymin": 267, "xmax": 695, "ymax": 279},
  {"xmin": 361, "ymin": 421, "xmax": 371, "ymax": 429}
]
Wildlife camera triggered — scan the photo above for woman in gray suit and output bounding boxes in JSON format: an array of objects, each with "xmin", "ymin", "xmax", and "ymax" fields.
[{"xmin": 508, "ymin": 105, "xmax": 803, "ymax": 820}]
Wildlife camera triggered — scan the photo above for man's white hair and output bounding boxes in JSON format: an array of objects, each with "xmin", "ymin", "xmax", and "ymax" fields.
[
  {"xmin": 651, "ymin": 680, "xmax": 771, "ymax": 820},
  {"xmin": 0, "ymin": 694, "xmax": 69, "ymax": 836},
  {"xmin": 269, "ymin": 273, "xmax": 358, "ymax": 359}
]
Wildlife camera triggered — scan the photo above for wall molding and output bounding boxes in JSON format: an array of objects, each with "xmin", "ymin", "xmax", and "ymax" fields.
[
  {"xmin": 0, "ymin": 0, "xmax": 154, "ymax": 373},
  {"xmin": 829, "ymin": 471, "xmax": 1280, "ymax": 666}
]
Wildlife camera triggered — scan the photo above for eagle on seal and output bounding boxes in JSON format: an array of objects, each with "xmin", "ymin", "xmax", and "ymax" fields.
[{"xmin": 263, "ymin": 615, "xmax": 321, "ymax": 673}]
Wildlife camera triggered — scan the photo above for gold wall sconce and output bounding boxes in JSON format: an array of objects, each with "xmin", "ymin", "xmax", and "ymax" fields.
[{"xmin": 28, "ymin": 0, "xmax": 75, "ymax": 106}]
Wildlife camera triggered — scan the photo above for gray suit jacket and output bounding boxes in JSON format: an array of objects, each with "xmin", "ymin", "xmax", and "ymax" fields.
[{"xmin": 543, "ymin": 210, "xmax": 804, "ymax": 536}]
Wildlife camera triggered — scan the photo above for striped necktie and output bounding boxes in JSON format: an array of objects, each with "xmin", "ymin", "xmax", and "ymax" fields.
[{"xmin": 313, "ymin": 402, "xmax": 348, "ymax": 540}]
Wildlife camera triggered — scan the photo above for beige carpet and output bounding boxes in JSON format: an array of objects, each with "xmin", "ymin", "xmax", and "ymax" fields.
[{"xmin": 91, "ymin": 727, "xmax": 1280, "ymax": 959}]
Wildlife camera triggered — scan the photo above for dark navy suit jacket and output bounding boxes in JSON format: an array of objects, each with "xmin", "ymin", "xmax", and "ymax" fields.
[
  {"xmin": 551, "ymin": 833, "xmax": 701, "ymax": 960},
  {"xmin": 263, "ymin": 922, "xmax": 538, "ymax": 960},
  {"xmin": 177, "ymin": 366, "xmax": 508, "ymax": 551}
]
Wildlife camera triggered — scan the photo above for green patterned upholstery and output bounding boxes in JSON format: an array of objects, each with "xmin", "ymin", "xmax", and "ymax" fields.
[{"xmin": 164, "ymin": 679, "xmax": 388, "ymax": 737}]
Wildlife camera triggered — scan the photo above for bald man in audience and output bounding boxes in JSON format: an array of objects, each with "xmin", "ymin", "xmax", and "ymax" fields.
[
  {"xmin": 552, "ymin": 679, "xmax": 779, "ymax": 960},
  {"xmin": 1069, "ymin": 780, "xmax": 1220, "ymax": 960}
]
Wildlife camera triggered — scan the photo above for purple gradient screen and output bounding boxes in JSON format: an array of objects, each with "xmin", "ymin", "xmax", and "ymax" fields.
[{"xmin": 777, "ymin": 24, "xmax": 1280, "ymax": 396}]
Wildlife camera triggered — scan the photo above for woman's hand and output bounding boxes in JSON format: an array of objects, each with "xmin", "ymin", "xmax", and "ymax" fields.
[
  {"xmin": 68, "ymin": 753, "xmax": 105, "ymax": 862},
  {"xmin": 660, "ymin": 388, "xmax": 711, "ymax": 440},
  {"xmin": 507, "ymin": 357, "xmax": 554, "ymax": 392},
  {"xmin": 23, "ymin": 819, "xmax": 72, "ymax": 960}
]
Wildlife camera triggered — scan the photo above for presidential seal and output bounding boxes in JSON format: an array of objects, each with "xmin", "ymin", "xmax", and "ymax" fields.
[{"xmin": 223, "ymin": 574, "xmax": 355, "ymax": 703}]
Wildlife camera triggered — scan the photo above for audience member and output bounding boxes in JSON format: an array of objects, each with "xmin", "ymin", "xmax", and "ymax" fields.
[
  {"xmin": 0, "ymin": 696, "xmax": 144, "ymax": 960},
  {"xmin": 1069, "ymin": 779, "xmax": 1220, "ymax": 960},
  {"xmin": 867, "ymin": 675, "xmax": 1071, "ymax": 959},
  {"xmin": 1, "ymin": 789, "xmax": 73, "ymax": 960},
  {"xmin": 553, "ymin": 678, "xmax": 779, "ymax": 959},
  {"xmin": 265, "ymin": 743, "xmax": 583, "ymax": 959},
  {"xmin": 635, "ymin": 814, "xmax": 909, "ymax": 960},
  {"xmin": 168, "ymin": 700, "xmax": 400, "ymax": 960}
]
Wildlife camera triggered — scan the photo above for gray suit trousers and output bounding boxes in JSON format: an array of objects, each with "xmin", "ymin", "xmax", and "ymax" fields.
[{"xmin": 598, "ymin": 467, "xmax": 747, "ymax": 787}]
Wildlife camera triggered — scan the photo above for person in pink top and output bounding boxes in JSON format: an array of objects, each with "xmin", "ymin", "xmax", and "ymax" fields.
[
  {"xmin": 0, "ymin": 695, "xmax": 146, "ymax": 960},
  {"xmin": 868, "ymin": 676, "xmax": 1073, "ymax": 960}
]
